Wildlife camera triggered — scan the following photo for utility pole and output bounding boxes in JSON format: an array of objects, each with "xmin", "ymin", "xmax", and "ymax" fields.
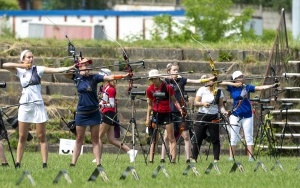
[
  {"xmin": 26, "ymin": 0, "xmax": 31, "ymax": 10},
  {"xmin": 81, "ymin": 0, "xmax": 86, "ymax": 9},
  {"xmin": 292, "ymin": 0, "xmax": 300, "ymax": 40}
]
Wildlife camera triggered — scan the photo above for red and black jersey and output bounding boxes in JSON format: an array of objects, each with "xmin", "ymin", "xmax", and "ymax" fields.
[
  {"xmin": 100, "ymin": 84, "xmax": 116, "ymax": 113},
  {"xmin": 146, "ymin": 82, "xmax": 175, "ymax": 113}
]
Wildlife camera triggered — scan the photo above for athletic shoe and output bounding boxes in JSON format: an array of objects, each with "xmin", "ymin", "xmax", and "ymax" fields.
[
  {"xmin": 127, "ymin": 149, "xmax": 138, "ymax": 163},
  {"xmin": 228, "ymin": 157, "xmax": 233, "ymax": 161},
  {"xmin": 1, "ymin": 163, "xmax": 9, "ymax": 167},
  {"xmin": 15, "ymin": 162, "xmax": 21, "ymax": 168},
  {"xmin": 43, "ymin": 163, "xmax": 47, "ymax": 168},
  {"xmin": 92, "ymin": 159, "xmax": 102, "ymax": 163},
  {"xmin": 249, "ymin": 157, "xmax": 255, "ymax": 162}
]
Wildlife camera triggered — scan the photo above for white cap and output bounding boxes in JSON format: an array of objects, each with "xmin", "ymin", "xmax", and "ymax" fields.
[
  {"xmin": 148, "ymin": 69, "xmax": 161, "ymax": 80},
  {"xmin": 232, "ymin": 71, "xmax": 243, "ymax": 80},
  {"xmin": 20, "ymin": 50, "xmax": 30, "ymax": 61},
  {"xmin": 99, "ymin": 68, "xmax": 112, "ymax": 76}
]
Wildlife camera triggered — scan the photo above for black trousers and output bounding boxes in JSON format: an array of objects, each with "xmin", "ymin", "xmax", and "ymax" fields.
[{"xmin": 192, "ymin": 113, "xmax": 220, "ymax": 161}]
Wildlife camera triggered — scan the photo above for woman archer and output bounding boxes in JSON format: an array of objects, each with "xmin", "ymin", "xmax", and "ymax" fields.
[
  {"xmin": 160, "ymin": 62, "xmax": 215, "ymax": 163},
  {"xmin": 3, "ymin": 49, "xmax": 75, "ymax": 168},
  {"xmin": 220, "ymin": 70, "xmax": 280, "ymax": 161}
]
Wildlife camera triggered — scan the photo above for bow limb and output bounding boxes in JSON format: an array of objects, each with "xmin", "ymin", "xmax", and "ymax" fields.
[
  {"xmin": 117, "ymin": 43, "xmax": 133, "ymax": 95},
  {"xmin": 101, "ymin": 29, "xmax": 133, "ymax": 95},
  {"xmin": 192, "ymin": 36, "xmax": 218, "ymax": 95},
  {"xmin": 172, "ymin": 79, "xmax": 188, "ymax": 135},
  {"xmin": 209, "ymin": 58, "xmax": 218, "ymax": 95}
]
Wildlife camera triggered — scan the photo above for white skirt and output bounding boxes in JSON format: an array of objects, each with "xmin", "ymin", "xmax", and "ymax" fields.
[{"xmin": 18, "ymin": 103, "xmax": 48, "ymax": 123}]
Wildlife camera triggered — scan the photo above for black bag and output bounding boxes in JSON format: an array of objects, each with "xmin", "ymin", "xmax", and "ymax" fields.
[
  {"xmin": 6, "ymin": 115, "xmax": 33, "ymax": 141},
  {"xmin": 67, "ymin": 120, "xmax": 76, "ymax": 135}
]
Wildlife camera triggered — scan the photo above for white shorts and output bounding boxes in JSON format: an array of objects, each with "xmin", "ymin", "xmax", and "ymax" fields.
[{"xmin": 18, "ymin": 103, "xmax": 48, "ymax": 123}]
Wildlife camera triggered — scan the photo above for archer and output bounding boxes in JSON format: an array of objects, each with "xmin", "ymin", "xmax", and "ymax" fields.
[{"xmin": 219, "ymin": 70, "xmax": 280, "ymax": 161}]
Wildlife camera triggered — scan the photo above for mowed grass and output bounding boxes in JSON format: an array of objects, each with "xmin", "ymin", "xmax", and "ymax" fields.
[{"xmin": 0, "ymin": 149, "xmax": 300, "ymax": 188}]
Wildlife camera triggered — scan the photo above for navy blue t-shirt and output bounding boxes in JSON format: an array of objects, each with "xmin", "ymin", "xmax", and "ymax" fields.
[
  {"xmin": 75, "ymin": 74, "xmax": 104, "ymax": 111},
  {"xmin": 227, "ymin": 84, "xmax": 255, "ymax": 118},
  {"xmin": 165, "ymin": 77, "xmax": 187, "ymax": 112}
]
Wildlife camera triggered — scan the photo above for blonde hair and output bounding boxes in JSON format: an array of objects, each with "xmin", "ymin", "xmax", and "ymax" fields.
[
  {"xmin": 20, "ymin": 50, "xmax": 30, "ymax": 61},
  {"xmin": 166, "ymin": 62, "xmax": 179, "ymax": 73}
]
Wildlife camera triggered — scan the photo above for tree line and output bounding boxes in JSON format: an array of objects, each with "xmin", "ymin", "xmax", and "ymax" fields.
[{"xmin": 0, "ymin": 0, "xmax": 293, "ymax": 12}]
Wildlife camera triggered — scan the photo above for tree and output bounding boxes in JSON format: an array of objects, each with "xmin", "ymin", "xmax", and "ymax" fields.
[
  {"xmin": 42, "ymin": 0, "xmax": 109, "ymax": 10},
  {"xmin": 183, "ymin": 0, "xmax": 253, "ymax": 41},
  {"xmin": 0, "ymin": 0, "xmax": 20, "ymax": 10},
  {"xmin": 232, "ymin": 0, "xmax": 292, "ymax": 12}
]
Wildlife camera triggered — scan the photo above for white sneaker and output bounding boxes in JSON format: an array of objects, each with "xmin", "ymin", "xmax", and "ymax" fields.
[
  {"xmin": 92, "ymin": 159, "xmax": 101, "ymax": 163},
  {"xmin": 127, "ymin": 149, "xmax": 138, "ymax": 163}
]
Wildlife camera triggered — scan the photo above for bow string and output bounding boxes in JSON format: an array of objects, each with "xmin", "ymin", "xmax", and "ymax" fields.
[{"xmin": 42, "ymin": 15, "xmax": 82, "ymax": 132}]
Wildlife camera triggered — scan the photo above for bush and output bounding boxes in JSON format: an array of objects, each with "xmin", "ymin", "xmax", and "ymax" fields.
[
  {"xmin": 218, "ymin": 50, "xmax": 233, "ymax": 62},
  {"xmin": 261, "ymin": 29, "xmax": 277, "ymax": 42}
]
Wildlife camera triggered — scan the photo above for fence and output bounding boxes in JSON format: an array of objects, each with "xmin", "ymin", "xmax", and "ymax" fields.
[{"xmin": 260, "ymin": 8, "xmax": 289, "ymax": 99}]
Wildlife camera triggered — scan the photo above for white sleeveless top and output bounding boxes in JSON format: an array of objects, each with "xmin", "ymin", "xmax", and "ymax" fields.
[
  {"xmin": 16, "ymin": 66, "xmax": 44, "ymax": 104},
  {"xmin": 16, "ymin": 66, "xmax": 48, "ymax": 123}
]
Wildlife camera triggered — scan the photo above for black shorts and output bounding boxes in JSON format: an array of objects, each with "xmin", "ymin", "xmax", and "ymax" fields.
[
  {"xmin": 151, "ymin": 112, "xmax": 172, "ymax": 126},
  {"xmin": 101, "ymin": 111, "xmax": 119, "ymax": 126},
  {"xmin": 148, "ymin": 112, "xmax": 170, "ymax": 138}
]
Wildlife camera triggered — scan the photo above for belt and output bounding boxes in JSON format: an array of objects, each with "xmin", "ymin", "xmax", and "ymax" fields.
[{"xmin": 76, "ymin": 108, "xmax": 99, "ymax": 115}]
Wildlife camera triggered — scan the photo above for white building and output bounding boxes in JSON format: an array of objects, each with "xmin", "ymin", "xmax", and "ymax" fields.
[{"xmin": 0, "ymin": 9, "xmax": 272, "ymax": 41}]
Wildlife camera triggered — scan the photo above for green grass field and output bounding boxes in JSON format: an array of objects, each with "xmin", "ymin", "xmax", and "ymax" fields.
[{"xmin": 0, "ymin": 150, "xmax": 300, "ymax": 188}]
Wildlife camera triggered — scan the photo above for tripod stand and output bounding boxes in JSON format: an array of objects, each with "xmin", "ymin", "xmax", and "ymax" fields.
[
  {"xmin": 254, "ymin": 99, "xmax": 278, "ymax": 158},
  {"xmin": 116, "ymin": 93, "xmax": 147, "ymax": 164},
  {"xmin": 146, "ymin": 97, "xmax": 173, "ymax": 163},
  {"xmin": 253, "ymin": 99, "xmax": 283, "ymax": 172},
  {"xmin": 278, "ymin": 102, "xmax": 294, "ymax": 153},
  {"xmin": 0, "ymin": 107, "xmax": 16, "ymax": 167},
  {"xmin": 256, "ymin": 102, "xmax": 292, "ymax": 172},
  {"xmin": 0, "ymin": 100, "xmax": 42, "ymax": 168}
]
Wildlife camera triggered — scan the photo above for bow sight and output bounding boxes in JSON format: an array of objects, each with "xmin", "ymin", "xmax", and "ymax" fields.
[
  {"xmin": 66, "ymin": 35, "xmax": 76, "ymax": 59},
  {"xmin": 130, "ymin": 91, "xmax": 146, "ymax": 96},
  {"xmin": 66, "ymin": 35, "xmax": 83, "ymax": 64}
]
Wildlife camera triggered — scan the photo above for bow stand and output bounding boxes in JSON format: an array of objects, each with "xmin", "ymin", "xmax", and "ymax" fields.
[{"xmin": 113, "ymin": 42, "xmax": 147, "ymax": 165}]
